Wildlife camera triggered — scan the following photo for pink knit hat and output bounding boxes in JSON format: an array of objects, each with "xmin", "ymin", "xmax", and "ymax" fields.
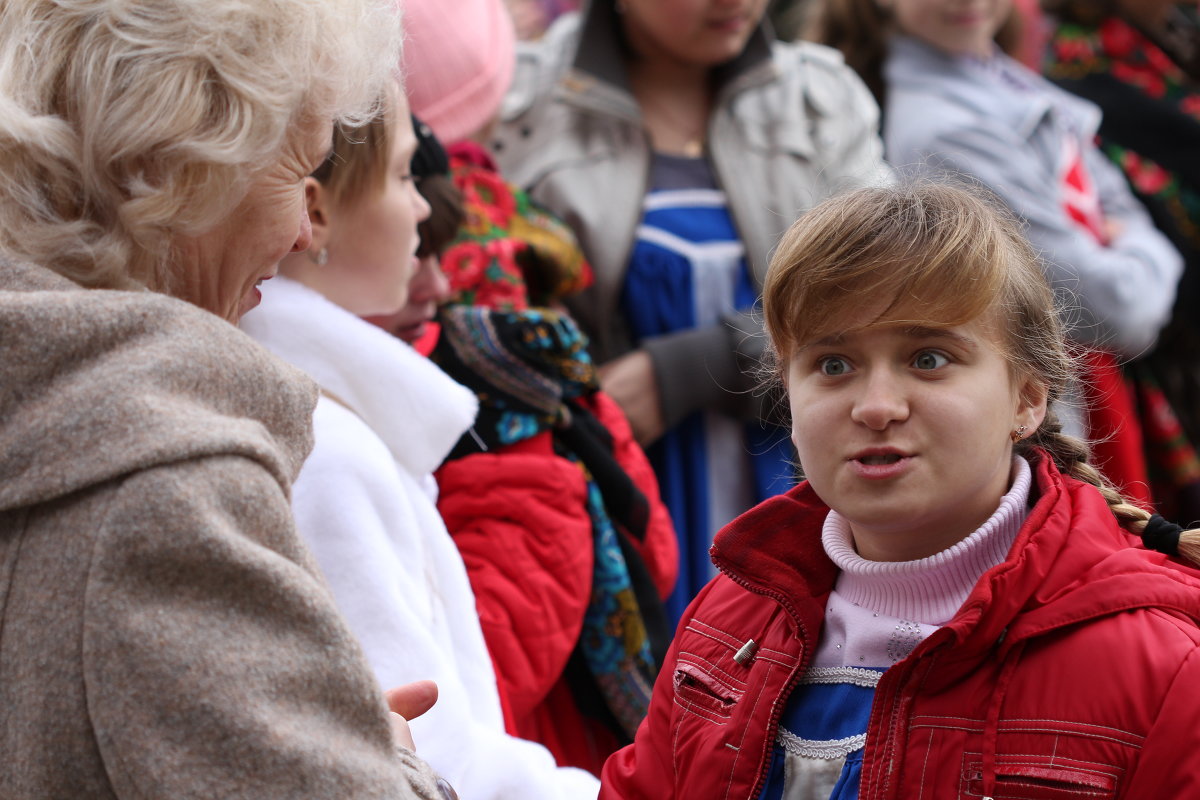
[{"xmin": 400, "ymin": 0, "xmax": 517, "ymax": 146}]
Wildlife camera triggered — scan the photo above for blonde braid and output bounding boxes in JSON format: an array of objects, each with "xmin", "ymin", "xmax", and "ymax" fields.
[{"xmin": 1020, "ymin": 410, "xmax": 1200, "ymax": 564}]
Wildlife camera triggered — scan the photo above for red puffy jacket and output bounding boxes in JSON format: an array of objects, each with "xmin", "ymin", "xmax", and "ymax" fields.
[
  {"xmin": 601, "ymin": 452, "xmax": 1200, "ymax": 798},
  {"xmin": 437, "ymin": 391, "xmax": 678, "ymax": 775}
]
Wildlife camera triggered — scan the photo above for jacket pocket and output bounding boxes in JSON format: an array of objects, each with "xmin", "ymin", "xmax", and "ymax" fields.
[
  {"xmin": 672, "ymin": 660, "xmax": 743, "ymax": 722},
  {"xmin": 961, "ymin": 761, "xmax": 1117, "ymax": 799},
  {"xmin": 670, "ymin": 617, "xmax": 760, "ymax": 726}
]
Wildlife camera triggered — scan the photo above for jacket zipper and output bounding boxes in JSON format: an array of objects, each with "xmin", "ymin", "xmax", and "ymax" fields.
[
  {"xmin": 858, "ymin": 658, "xmax": 916, "ymax": 800},
  {"xmin": 712, "ymin": 558, "xmax": 813, "ymax": 800},
  {"xmin": 857, "ymin": 629, "xmax": 956, "ymax": 800}
]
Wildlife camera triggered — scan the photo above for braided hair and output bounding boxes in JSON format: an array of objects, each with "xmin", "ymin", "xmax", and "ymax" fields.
[{"xmin": 1018, "ymin": 412, "xmax": 1200, "ymax": 562}]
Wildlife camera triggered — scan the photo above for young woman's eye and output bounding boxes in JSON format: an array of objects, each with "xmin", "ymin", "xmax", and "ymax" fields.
[
  {"xmin": 818, "ymin": 356, "xmax": 850, "ymax": 376},
  {"xmin": 913, "ymin": 350, "xmax": 949, "ymax": 370}
]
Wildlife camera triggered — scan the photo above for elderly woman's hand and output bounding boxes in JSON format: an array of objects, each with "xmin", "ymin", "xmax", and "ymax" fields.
[
  {"xmin": 386, "ymin": 682, "xmax": 460, "ymax": 800},
  {"xmin": 384, "ymin": 679, "xmax": 439, "ymax": 751}
]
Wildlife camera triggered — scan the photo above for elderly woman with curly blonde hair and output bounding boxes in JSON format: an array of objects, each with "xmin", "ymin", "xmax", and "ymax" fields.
[{"xmin": 0, "ymin": 1, "xmax": 453, "ymax": 797}]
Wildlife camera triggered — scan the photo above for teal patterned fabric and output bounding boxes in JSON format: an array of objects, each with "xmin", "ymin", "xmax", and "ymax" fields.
[{"xmin": 433, "ymin": 305, "xmax": 665, "ymax": 740}]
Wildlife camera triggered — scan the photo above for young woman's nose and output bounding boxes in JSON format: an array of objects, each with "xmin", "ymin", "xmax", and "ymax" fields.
[
  {"xmin": 409, "ymin": 256, "xmax": 453, "ymax": 304},
  {"xmin": 427, "ymin": 259, "xmax": 452, "ymax": 303},
  {"xmin": 849, "ymin": 368, "xmax": 910, "ymax": 430},
  {"xmin": 410, "ymin": 183, "xmax": 432, "ymax": 224}
]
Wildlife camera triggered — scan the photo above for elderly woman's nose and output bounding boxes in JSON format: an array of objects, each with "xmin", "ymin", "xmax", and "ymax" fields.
[{"xmin": 292, "ymin": 206, "xmax": 314, "ymax": 253}]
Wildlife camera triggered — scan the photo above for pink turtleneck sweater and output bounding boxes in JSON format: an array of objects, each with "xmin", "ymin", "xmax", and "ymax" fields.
[{"xmin": 812, "ymin": 456, "xmax": 1033, "ymax": 670}]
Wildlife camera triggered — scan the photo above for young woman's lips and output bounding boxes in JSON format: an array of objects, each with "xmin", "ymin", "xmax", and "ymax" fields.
[
  {"xmin": 946, "ymin": 11, "xmax": 988, "ymax": 26},
  {"xmin": 392, "ymin": 305, "xmax": 438, "ymax": 343},
  {"xmin": 847, "ymin": 450, "xmax": 915, "ymax": 480},
  {"xmin": 397, "ymin": 321, "xmax": 427, "ymax": 344},
  {"xmin": 707, "ymin": 16, "xmax": 746, "ymax": 33}
]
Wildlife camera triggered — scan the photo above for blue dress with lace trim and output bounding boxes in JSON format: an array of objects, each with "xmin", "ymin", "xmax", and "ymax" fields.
[
  {"xmin": 619, "ymin": 153, "xmax": 795, "ymax": 623},
  {"xmin": 757, "ymin": 666, "xmax": 885, "ymax": 800}
]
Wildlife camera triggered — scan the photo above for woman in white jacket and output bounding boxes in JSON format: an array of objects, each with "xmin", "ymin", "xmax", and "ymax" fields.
[{"xmin": 241, "ymin": 88, "xmax": 599, "ymax": 800}]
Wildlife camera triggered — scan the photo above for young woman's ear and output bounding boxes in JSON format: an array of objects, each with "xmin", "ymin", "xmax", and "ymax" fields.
[
  {"xmin": 1015, "ymin": 378, "xmax": 1050, "ymax": 438},
  {"xmin": 304, "ymin": 176, "xmax": 333, "ymax": 254}
]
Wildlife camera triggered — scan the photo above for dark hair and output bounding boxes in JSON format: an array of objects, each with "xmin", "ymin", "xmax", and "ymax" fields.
[
  {"xmin": 415, "ymin": 173, "xmax": 465, "ymax": 258},
  {"xmin": 1040, "ymin": 0, "xmax": 1117, "ymax": 26},
  {"xmin": 410, "ymin": 115, "xmax": 450, "ymax": 182}
]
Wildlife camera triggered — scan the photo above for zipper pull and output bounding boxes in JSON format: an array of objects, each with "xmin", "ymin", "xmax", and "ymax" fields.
[{"xmin": 733, "ymin": 638, "xmax": 758, "ymax": 667}]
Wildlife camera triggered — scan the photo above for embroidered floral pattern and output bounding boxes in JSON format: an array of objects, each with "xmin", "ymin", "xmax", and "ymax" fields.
[
  {"xmin": 1046, "ymin": 19, "xmax": 1200, "ymax": 248},
  {"xmin": 440, "ymin": 155, "xmax": 593, "ymax": 311},
  {"xmin": 1045, "ymin": 14, "xmax": 1200, "ymax": 520}
]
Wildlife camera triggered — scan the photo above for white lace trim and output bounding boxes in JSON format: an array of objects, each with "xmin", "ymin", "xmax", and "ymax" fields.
[
  {"xmin": 778, "ymin": 728, "xmax": 867, "ymax": 760},
  {"xmin": 799, "ymin": 666, "xmax": 882, "ymax": 688}
]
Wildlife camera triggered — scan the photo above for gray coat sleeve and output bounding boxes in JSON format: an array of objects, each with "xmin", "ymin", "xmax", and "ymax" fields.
[
  {"xmin": 896, "ymin": 122, "xmax": 1182, "ymax": 359},
  {"xmin": 83, "ymin": 455, "xmax": 446, "ymax": 800},
  {"xmin": 643, "ymin": 310, "xmax": 781, "ymax": 429}
]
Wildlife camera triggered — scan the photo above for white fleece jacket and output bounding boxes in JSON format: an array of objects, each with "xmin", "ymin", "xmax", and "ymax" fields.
[{"xmin": 241, "ymin": 276, "xmax": 599, "ymax": 799}]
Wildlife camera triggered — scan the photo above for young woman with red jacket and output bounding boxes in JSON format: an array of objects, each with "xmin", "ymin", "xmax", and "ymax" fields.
[{"xmin": 599, "ymin": 182, "xmax": 1200, "ymax": 799}]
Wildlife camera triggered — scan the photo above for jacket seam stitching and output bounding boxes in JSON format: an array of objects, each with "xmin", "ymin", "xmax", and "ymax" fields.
[
  {"xmin": 676, "ymin": 651, "xmax": 748, "ymax": 690},
  {"xmin": 912, "ymin": 715, "xmax": 1146, "ymax": 740},
  {"xmin": 686, "ymin": 619, "xmax": 744, "ymax": 649},
  {"xmin": 670, "ymin": 694, "xmax": 730, "ymax": 724},
  {"xmin": 722, "ymin": 661, "xmax": 772, "ymax": 800}
]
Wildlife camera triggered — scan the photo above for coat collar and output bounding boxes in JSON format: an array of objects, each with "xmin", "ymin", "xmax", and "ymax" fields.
[
  {"xmin": 240, "ymin": 276, "xmax": 477, "ymax": 478},
  {"xmin": 711, "ymin": 451, "xmax": 1200, "ymax": 663},
  {"xmin": 709, "ymin": 480, "xmax": 838, "ymax": 632},
  {"xmin": 0, "ymin": 259, "xmax": 317, "ymax": 511}
]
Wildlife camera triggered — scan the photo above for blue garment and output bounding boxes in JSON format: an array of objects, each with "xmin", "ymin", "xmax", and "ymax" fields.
[
  {"xmin": 619, "ymin": 154, "xmax": 794, "ymax": 624},
  {"xmin": 757, "ymin": 667, "xmax": 884, "ymax": 800}
]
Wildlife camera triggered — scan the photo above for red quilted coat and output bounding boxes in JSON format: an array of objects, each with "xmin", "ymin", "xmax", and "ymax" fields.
[
  {"xmin": 601, "ymin": 452, "xmax": 1200, "ymax": 799},
  {"xmin": 436, "ymin": 391, "xmax": 678, "ymax": 776}
]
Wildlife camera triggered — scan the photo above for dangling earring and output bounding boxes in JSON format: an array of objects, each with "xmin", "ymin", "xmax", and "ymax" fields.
[
  {"xmin": 1010, "ymin": 425, "xmax": 1028, "ymax": 444},
  {"xmin": 309, "ymin": 247, "xmax": 328, "ymax": 266}
]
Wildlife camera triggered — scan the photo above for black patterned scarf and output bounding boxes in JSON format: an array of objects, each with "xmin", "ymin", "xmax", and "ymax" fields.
[{"xmin": 433, "ymin": 305, "xmax": 669, "ymax": 741}]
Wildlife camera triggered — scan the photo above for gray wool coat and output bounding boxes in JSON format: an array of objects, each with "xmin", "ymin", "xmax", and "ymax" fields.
[{"xmin": 0, "ymin": 259, "xmax": 444, "ymax": 798}]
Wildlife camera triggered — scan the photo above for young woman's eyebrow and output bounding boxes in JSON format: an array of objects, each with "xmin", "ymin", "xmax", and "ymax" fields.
[
  {"xmin": 901, "ymin": 325, "xmax": 978, "ymax": 349},
  {"xmin": 799, "ymin": 326, "xmax": 977, "ymax": 351},
  {"xmin": 800, "ymin": 333, "xmax": 846, "ymax": 350}
]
